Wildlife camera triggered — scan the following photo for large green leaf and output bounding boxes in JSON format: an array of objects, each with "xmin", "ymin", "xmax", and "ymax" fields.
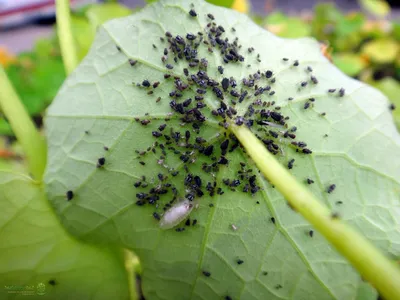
[
  {"xmin": 45, "ymin": 0, "xmax": 400, "ymax": 299},
  {"xmin": 0, "ymin": 171, "xmax": 131, "ymax": 299}
]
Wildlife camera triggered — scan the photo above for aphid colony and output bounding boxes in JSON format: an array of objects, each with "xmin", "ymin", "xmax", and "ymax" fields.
[{"xmin": 67, "ymin": 6, "xmax": 341, "ymax": 233}]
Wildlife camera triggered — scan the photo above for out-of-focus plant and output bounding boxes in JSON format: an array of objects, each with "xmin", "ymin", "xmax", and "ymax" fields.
[{"xmin": 259, "ymin": 1, "xmax": 399, "ymax": 130}]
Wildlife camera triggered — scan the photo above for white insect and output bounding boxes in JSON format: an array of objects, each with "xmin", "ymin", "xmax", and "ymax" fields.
[{"xmin": 159, "ymin": 199, "xmax": 194, "ymax": 229}]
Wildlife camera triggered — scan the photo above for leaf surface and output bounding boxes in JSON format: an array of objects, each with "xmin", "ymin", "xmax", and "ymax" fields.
[
  {"xmin": 45, "ymin": 1, "xmax": 400, "ymax": 299},
  {"xmin": 0, "ymin": 171, "xmax": 130, "ymax": 299}
]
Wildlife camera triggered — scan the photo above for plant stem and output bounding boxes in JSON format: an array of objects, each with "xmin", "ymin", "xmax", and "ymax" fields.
[
  {"xmin": 230, "ymin": 124, "xmax": 400, "ymax": 300},
  {"xmin": 56, "ymin": 0, "xmax": 78, "ymax": 75},
  {"xmin": 124, "ymin": 249, "xmax": 138, "ymax": 300},
  {"xmin": 0, "ymin": 67, "xmax": 47, "ymax": 180}
]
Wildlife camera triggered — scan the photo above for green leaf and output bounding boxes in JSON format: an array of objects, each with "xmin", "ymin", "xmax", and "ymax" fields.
[
  {"xmin": 0, "ymin": 171, "xmax": 132, "ymax": 299},
  {"xmin": 85, "ymin": 3, "xmax": 133, "ymax": 30},
  {"xmin": 5, "ymin": 52, "xmax": 65, "ymax": 117},
  {"xmin": 332, "ymin": 53, "xmax": 367, "ymax": 76},
  {"xmin": 206, "ymin": 0, "xmax": 235, "ymax": 8},
  {"xmin": 371, "ymin": 78, "xmax": 400, "ymax": 130},
  {"xmin": 359, "ymin": 0, "xmax": 390, "ymax": 18},
  {"xmin": 45, "ymin": 0, "xmax": 400, "ymax": 299},
  {"xmin": 362, "ymin": 38, "xmax": 399, "ymax": 64},
  {"xmin": 70, "ymin": 16, "xmax": 95, "ymax": 61},
  {"xmin": 265, "ymin": 12, "xmax": 311, "ymax": 38}
]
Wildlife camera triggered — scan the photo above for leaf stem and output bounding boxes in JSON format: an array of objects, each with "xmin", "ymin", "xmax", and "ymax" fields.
[
  {"xmin": 0, "ymin": 67, "xmax": 47, "ymax": 180},
  {"xmin": 230, "ymin": 124, "xmax": 400, "ymax": 300},
  {"xmin": 56, "ymin": 0, "xmax": 78, "ymax": 75},
  {"xmin": 124, "ymin": 249, "xmax": 139, "ymax": 300}
]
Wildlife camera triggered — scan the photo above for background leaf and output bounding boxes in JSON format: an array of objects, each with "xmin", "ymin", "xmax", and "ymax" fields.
[
  {"xmin": 45, "ymin": 1, "xmax": 400, "ymax": 299},
  {"xmin": 0, "ymin": 171, "xmax": 131, "ymax": 299}
]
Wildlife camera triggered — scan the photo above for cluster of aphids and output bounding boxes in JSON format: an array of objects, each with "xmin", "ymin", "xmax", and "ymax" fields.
[{"xmin": 67, "ymin": 5, "xmax": 345, "ymax": 231}]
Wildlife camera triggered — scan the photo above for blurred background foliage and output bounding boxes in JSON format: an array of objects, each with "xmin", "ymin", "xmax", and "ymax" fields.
[{"xmin": 0, "ymin": 0, "xmax": 399, "ymax": 167}]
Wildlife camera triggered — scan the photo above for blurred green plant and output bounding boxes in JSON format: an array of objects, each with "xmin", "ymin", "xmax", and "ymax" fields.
[{"xmin": 259, "ymin": 1, "xmax": 399, "ymax": 130}]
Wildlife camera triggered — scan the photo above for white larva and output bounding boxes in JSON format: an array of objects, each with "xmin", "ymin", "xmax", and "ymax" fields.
[{"xmin": 159, "ymin": 199, "xmax": 194, "ymax": 229}]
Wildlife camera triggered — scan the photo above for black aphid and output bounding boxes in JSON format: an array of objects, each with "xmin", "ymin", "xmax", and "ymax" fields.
[
  {"xmin": 302, "ymin": 148, "xmax": 312, "ymax": 154},
  {"xmin": 203, "ymin": 271, "xmax": 211, "ymax": 277},
  {"xmin": 176, "ymin": 227, "xmax": 185, "ymax": 232},
  {"xmin": 186, "ymin": 33, "xmax": 196, "ymax": 40},
  {"xmin": 218, "ymin": 156, "xmax": 229, "ymax": 165},
  {"xmin": 189, "ymin": 9, "xmax": 197, "ymax": 17},
  {"xmin": 301, "ymin": 81, "xmax": 308, "ymax": 87},
  {"xmin": 328, "ymin": 88, "xmax": 336, "ymax": 93},
  {"xmin": 165, "ymin": 31, "xmax": 172, "ymax": 37},
  {"xmin": 265, "ymin": 70, "xmax": 273, "ymax": 78},
  {"xmin": 66, "ymin": 190, "xmax": 74, "ymax": 201},
  {"xmin": 204, "ymin": 145, "xmax": 214, "ymax": 156},
  {"xmin": 309, "ymin": 230, "xmax": 314, "ymax": 237},
  {"xmin": 116, "ymin": 45, "xmax": 121, "ymax": 51},
  {"xmin": 236, "ymin": 259, "xmax": 244, "ymax": 265},
  {"xmin": 97, "ymin": 157, "xmax": 105, "ymax": 167},
  {"xmin": 311, "ymin": 76, "xmax": 318, "ymax": 84},
  {"xmin": 218, "ymin": 66, "xmax": 224, "ymax": 74},
  {"xmin": 331, "ymin": 212, "xmax": 340, "ymax": 219},
  {"xmin": 307, "ymin": 178, "xmax": 314, "ymax": 184},
  {"xmin": 48, "ymin": 279, "xmax": 56, "ymax": 285},
  {"xmin": 327, "ymin": 184, "xmax": 336, "ymax": 194},
  {"xmin": 153, "ymin": 212, "xmax": 160, "ymax": 220},
  {"xmin": 158, "ymin": 124, "xmax": 167, "ymax": 131},
  {"xmin": 192, "ymin": 219, "xmax": 197, "ymax": 226},
  {"xmin": 304, "ymin": 102, "xmax": 310, "ymax": 109},
  {"xmin": 185, "ymin": 219, "xmax": 191, "ymax": 226},
  {"xmin": 129, "ymin": 59, "xmax": 137, "ymax": 66},
  {"xmin": 271, "ymin": 217, "xmax": 276, "ymax": 224},
  {"xmin": 288, "ymin": 159, "xmax": 295, "ymax": 169},
  {"xmin": 222, "ymin": 78, "xmax": 229, "ymax": 91},
  {"xmin": 338, "ymin": 88, "xmax": 345, "ymax": 97},
  {"xmin": 389, "ymin": 103, "xmax": 396, "ymax": 110},
  {"xmin": 142, "ymin": 80, "xmax": 150, "ymax": 87},
  {"xmin": 166, "ymin": 64, "xmax": 174, "ymax": 70},
  {"xmin": 207, "ymin": 13, "xmax": 215, "ymax": 20},
  {"xmin": 293, "ymin": 60, "xmax": 299, "ymax": 66},
  {"xmin": 152, "ymin": 131, "xmax": 162, "ymax": 138}
]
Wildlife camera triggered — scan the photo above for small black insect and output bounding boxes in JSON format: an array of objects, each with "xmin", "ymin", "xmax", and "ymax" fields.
[
  {"xmin": 309, "ymin": 230, "xmax": 314, "ymax": 237},
  {"xmin": 236, "ymin": 259, "xmax": 244, "ymax": 265},
  {"xmin": 189, "ymin": 9, "xmax": 197, "ymax": 17},
  {"xmin": 265, "ymin": 70, "xmax": 273, "ymax": 78},
  {"xmin": 152, "ymin": 131, "xmax": 162, "ymax": 138},
  {"xmin": 338, "ymin": 88, "xmax": 345, "ymax": 97},
  {"xmin": 153, "ymin": 212, "xmax": 160, "ymax": 220},
  {"xmin": 165, "ymin": 31, "xmax": 172, "ymax": 38},
  {"xmin": 307, "ymin": 178, "xmax": 314, "ymax": 184},
  {"xmin": 186, "ymin": 33, "xmax": 196, "ymax": 40},
  {"xmin": 142, "ymin": 80, "xmax": 150, "ymax": 87},
  {"xmin": 302, "ymin": 148, "xmax": 312, "ymax": 154},
  {"xmin": 331, "ymin": 212, "xmax": 340, "ymax": 219},
  {"xmin": 128, "ymin": 59, "xmax": 137, "ymax": 66},
  {"xmin": 328, "ymin": 88, "xmax": 336, "ymax": 93},
  {"xmin": 301, "ymin": 81, "xmax": 308, "ymax": 87},
  {"xmin": 66, "ymin": 190, "xmax": 74, "ymax": 201},
  {"xmin": 97, "ymin": 157, "xmax": 105, "ymax": 168},
  {"xmin": 207, "ymin": 13, "xmax": 215, "ymax": 20},
  {"xmin": 288, "ymin": 159, "xmax": 295, "ymax": 169},
  {"xmin": 327, "ymin": 184, "xmax": 336, "ymax": 194},
  {"xmin": 293, "ymin": 60, "xmax": 299, "ymax": 66},
  {"xmin": 218, "ymin": 66, "xmax": 224, "ymax": 74},
  {"xmin": 48, "ymin": 279, "xmax": 56, "ymax": 286},
  {"xmin": 166, "ymin": 64, "xmax": 174, "ymax": 70},
  {"xmin": 176, "ymin": 227, "xmax": 185, "ymax": 232},
  {"xmin": 203, "ymin": 271, "xmax": 211, "ymax": 277},
  {"xmin": 311, "ymin": 76, "xmax": 318, "ymax": 84},
  {"xmin": 204, "ymin": 145, "xmax": 214, "ymax": 156},
  {"xmin": 222, "ymin": 78, "xmax": 230, "ymax": 91},
  {"xmin": 304, "ymin": 102, "xmax": 310, "ymax": 109},
  {"xmin": 389, "ymin": 103, "xmax": 396, "ymax": 110},
  {"xmin": 271, "ymin": 217, "xmax": 276, "ymax": 224},
  {"xmin": 192, "ymin": 219, "xmax": 197, "ymax": 226}
]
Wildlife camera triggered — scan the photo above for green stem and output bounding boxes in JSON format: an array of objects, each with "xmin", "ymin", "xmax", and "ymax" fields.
[
  {"xmin": 124, "ymin": 249, "xmax": 138, "ymax": 300},
  {"xmin": 0, "ymin": 67, "xmax": 47, "ymax": 180},
  {"xmin": 56, "ymin": 0, "xmax": 78, "ymax": 75},
  {"xmin": 230, "ymin": 124, "xmax": 400, "ymax": 300}
]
